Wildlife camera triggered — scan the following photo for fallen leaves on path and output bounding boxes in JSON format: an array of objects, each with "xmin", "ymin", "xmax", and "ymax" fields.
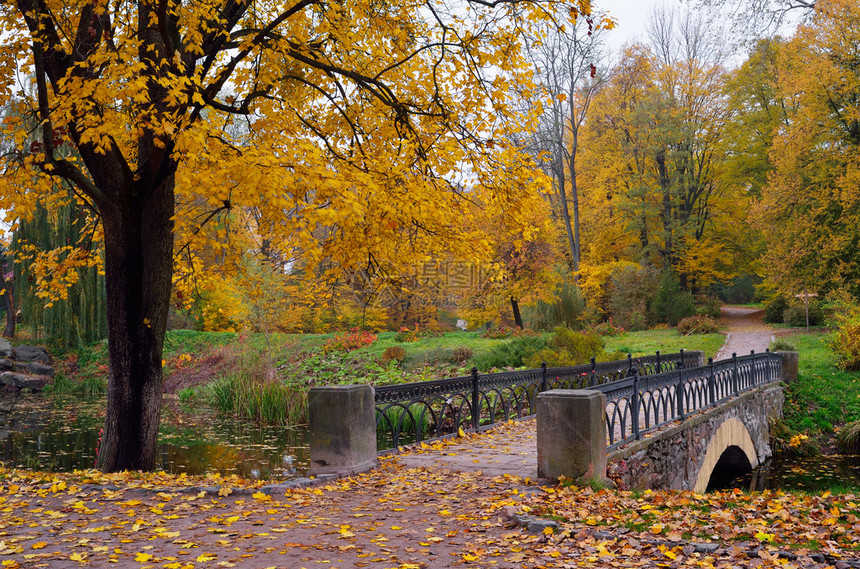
[{"xmin": 0, "ymin": 424, "xmax": 859, "ymax": 568}]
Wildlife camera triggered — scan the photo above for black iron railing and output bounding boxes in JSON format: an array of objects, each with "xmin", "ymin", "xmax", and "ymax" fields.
[
  {"xmin": 601, "ymin": 350, "xmax": 782, "ymax": 449},
  {"xmin": 375, "ymin": 350, "xmax": 700, "ymax": 451}
]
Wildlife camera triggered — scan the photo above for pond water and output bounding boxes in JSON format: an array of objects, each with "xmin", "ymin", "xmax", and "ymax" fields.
[
  {"xmin": 0, "ymin": 394, "xmax": 310, "ymax": 479},
  {"xmin": 741, "ymin": 452, "xmax": 860, "ymax": 493},
  {"xmin": 4, "ymin": 393, "xmax": 860, "ymax": 492}
]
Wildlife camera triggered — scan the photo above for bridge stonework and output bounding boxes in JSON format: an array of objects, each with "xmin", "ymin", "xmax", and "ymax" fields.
[{"xmin": 605, "ymin": 383, "xmax": 783, "ymax": 492}]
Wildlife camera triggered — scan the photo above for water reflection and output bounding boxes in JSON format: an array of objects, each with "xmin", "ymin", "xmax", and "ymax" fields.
[
  {"xmin": 729, "ymin": 452, "xmax": 860, "ymax": 493},
  {"xmin": 0, "ymin": 394, "xmax": 310, "ymax": 479}
]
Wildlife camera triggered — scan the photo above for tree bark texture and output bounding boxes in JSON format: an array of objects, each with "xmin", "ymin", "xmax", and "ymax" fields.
[
  {"xmin": 511, "ymin": 297, "xmax": 523, "ymax": 329},
  {"xmin": 95, "ymin": 176, "xmax": 174, "ymax": 472},
  {"xmin": 1, "ymin": 276, "xmax": 14, "ymax": 338}
]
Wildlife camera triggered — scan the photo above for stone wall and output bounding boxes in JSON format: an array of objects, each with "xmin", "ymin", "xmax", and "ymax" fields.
[{"xmin": 606, "ymin": 383, "xmax": 784, "ymax": 491}]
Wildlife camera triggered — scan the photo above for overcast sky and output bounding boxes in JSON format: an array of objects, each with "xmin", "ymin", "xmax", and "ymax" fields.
[{"xmin": 598, "ymin": 0, "xmax": 685, "ymax": 52}]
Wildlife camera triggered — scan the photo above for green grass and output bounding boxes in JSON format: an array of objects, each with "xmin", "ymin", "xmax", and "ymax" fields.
[
  {"xmin": 352, "ymin": 331, "xmax": 504, "ymax": 361},
  {"xmin": 603, "ymin": 330, "xmax": 726, "ymax": 360},
  {"xmin": 782, "ymin": 332, "xmax": 860, "ymax": 434},
  {"xmin": 48, "ymin": 327, "xmax": 731, "ymax": 424}
]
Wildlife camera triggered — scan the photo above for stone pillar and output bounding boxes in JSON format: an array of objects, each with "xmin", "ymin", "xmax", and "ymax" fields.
[
  {"xmin": 685, "ymin": 351, "xmax": 705, "ymax": 368},
  {"xmin": 308, "ymin": 385, "xmax": 377, "ymax": 476},
  {"xmin": 537, "ymin": 389, "xmax": 607, "ymax": 481},
  {"xmin": 777, "ymin": 351, "xmax": 799, "ymax": 382}
]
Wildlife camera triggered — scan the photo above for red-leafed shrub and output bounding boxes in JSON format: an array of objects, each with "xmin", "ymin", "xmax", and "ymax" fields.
[{"xmin": 323, "ymin": 328, "xmax": 377, "ymax": 353}]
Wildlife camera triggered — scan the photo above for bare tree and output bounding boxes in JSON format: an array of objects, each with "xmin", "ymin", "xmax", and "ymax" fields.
[
  {"xmin": 522, "ymin": 11, "xmax": 610, "ymax": 273},
  {"xmin": 688, "ymin": 0, "xmax": 812, "ymax": 45}
]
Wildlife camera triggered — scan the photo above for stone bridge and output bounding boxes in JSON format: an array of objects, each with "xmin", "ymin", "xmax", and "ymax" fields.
[
  {"xmin": 306, "ymin": 351, "xmax": 798, "ymax": 492},
  {"xmin": 536, "ymin": 352, "xmax": 796, "ymax": 492},
  {"xmin": 605, "ymin": 383, "xmax": 783, "ymax": 491}
]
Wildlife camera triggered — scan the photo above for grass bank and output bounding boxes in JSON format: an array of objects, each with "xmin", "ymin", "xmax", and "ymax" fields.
[
  {"xmin": 779, "ymin": 331, "xmax": 860, "ymax": 434},
  {"xmin": 49, "ymin": 328, "xmax": 726, "ymax": 422}
]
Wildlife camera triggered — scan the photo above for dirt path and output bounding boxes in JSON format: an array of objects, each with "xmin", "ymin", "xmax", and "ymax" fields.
[{"xmin": 715, "ymin": 306, "xmax": 774, "ymax": 361}]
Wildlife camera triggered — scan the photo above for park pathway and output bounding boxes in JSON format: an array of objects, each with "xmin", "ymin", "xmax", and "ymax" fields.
[{"xmin": 714, "ymin": 306, "xmax": 774, "ymax": 361}]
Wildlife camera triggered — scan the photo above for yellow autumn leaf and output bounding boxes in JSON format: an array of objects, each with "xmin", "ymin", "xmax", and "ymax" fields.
[
  {"xmin": 31, "ymin": 542, "xmax": 47, "ymax": 550},
  {"xmin": 197, "ymin": 553, "xmax": 216, "ymax": 562},
  {"xmin": 135, "ymin": 552, "xmax": 154, "ymax": 562}
]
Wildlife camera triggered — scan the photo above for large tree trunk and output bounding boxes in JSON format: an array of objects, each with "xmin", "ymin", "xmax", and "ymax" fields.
[{"xmin": 96, "ymin": 176, "xmax": 174, "ymax": 472}]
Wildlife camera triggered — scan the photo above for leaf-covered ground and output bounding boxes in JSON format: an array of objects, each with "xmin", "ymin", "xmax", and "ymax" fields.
[{"xmin": 2, "ymin": 423, "xmax": 860, "ymax": 569}]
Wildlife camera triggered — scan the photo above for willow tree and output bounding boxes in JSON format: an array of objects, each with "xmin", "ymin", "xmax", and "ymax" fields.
[{"xmin": 0, "ymin": 0, "xmax": 578, "ymax": 471}]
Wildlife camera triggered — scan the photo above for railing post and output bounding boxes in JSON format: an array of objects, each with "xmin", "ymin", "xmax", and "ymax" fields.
[
  {"xmin": 732, "ymin": 352, "xmax": 739, "ymax": 395},
  {"xmin": 751, "ymin": 350, "xmax": 756, "ymax": 384},
  {"xmin": 765, "ymin": 348, "xmax": 772, "ymax": 382},
  {"xmin": 676, "ymin": 369, "xmax": 685, "ymax": 421},
  {"xmin": 627, "ymin": 353, "xmax": 634, "ymax": 376},
  {"xmin": 632, "ymin": 371, "xmax": 641, "ymax": 440},
  {"xmin": 541, "ymin": 361, "xmax": 548, "ymax": 393},
  {"xmin": 471, "ymin": 367, "xmax": 480, "ymax": 432},
  {"xmin": 708, "ymin": 357, "xmax": 715, "ymax": 406},
  {"xmin": 656, "ymin": 350, "xmax": 662, "ymax": 374},
  {"xmin": 679, "ymin": 348, "xmax": 685, "ymax": 369},
  {"xmin": 590, "ymin": 356, "xmax": 596, "ymax": 386}
]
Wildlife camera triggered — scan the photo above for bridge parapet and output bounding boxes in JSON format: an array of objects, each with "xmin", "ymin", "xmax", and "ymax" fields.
[
  {"xmin": 595, "ymin": 350, "xmax": 784, "ymax": 449},
  {"xmin": 605, "ymin": 383, "xmax": 783, "ymax": 491},
  {"xmin": 536, "ymin": 351, "xmax": 793, "ymax": 488}
]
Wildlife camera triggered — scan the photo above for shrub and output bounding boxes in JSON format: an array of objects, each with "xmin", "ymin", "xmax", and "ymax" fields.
[
  {"xmin": 481, "ymin": 325, "xmax": 529, "ymax": 339},
  {"xmin": 696, "ymin": 295, "xmax": 722, "ymax": 319},
  {"xmin": 607, "ymin": 265, "xmax": 660, "ymax": 329},
  {"xmin": 525, "ymin": 328, "xmax": 605, "ymax": 368},
  {"xmin": 838, "ymin": 421, "xmax": 860, "ymax": 454},
  {"xmin": 380, "ymin": 346, "xmax": 407, "ymax": 366},
  {"xmin": 769, "ymin": 339, "xmax": 797, "ymax": 352},
  {"xmin": 763, "ymin": 295, "xmax": 787, "ymax": 324},
  {"xmin": 676, "ymin": 315, "xmax": 719, "ymax": 335},
  {"xmin": 452, "ymin": 347, "xmax": 473, "ymax": 364},
  {"xmin": 394, "ymin": 324, "xmax": 441, "ymax": 342},
  {"xmin": 323, "ymin": 328, "xmax": 377, "ymax": 353},
  {"xmin": 525, "ymin": 281, "xmax": 587, "ymax": 331},
  {"xmin": 652, "ymin": 271, "xmax": 696, "ymax": 326},
  {"xmin": 627, "ymin": 311, "xmax": 648, "ymax": 332},
  {"xmin": 589, "ymin": 319, "xmax": 625, "ymax": 336},
  {"xmin": 394, "ymin": 325, "xmax": 421, "ymax": 342},
  {"xmin": 472, "ymin": 336, "xmax": 547, "ymax": 371},
  {"xmin": 782, "ymin": 302, "xmax": 824, "ymax": 327},
  {"xmin": 829, "ymin": 315, "xmax": 860, "ymax": 371}
]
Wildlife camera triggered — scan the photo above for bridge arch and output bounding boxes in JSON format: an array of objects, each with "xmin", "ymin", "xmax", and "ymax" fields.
[{"xmin": 693, "ymin": 417, "xmax": 758, "ymax": 493}]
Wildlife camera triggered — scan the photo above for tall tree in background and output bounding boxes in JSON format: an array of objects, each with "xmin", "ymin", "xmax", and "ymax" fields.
[
  {"xmin": 576, "ymin": 8, "xmax": 738, "ymax": 296},
  {"xmin": 752, "ymin": 0, "xmax": 860, "ymax": 297},
  {"xmin": 524, "ymin": 11, "xmax": 611, "ymax": 272},
  {"xmin": 0, "ymin": 0, "xmax": 576, "ymax": 471}
]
